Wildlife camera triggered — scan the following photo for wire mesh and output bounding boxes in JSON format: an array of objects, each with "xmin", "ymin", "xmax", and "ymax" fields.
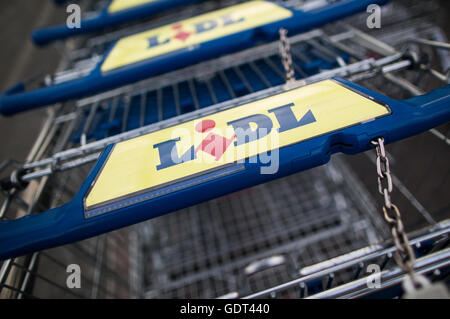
[{"xmin": 140, "ymin": 156, "xmax": 388, "ymax": 298}]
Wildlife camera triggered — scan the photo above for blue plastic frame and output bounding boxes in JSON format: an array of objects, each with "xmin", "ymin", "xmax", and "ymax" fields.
[
  {"xmin": 0, "ymin": 0, "xmax": 390, "ymax": 116},
  {"xmin": 33, "ymin": 0, "xmax": 206, "ymax": 46},
  {"xmin": 0, "ymin": 78, "xmax": 449, "ymax": 261}
]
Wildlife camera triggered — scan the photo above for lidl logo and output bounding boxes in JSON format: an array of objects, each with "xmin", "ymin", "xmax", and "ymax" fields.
[
  {"xmin": 147, "ymin": 14, "xmax": 245, "ymax": 49},
  {"xmin": 101, "ymin": 1, "xmax": 293, "ymax": 72},
  {"xmin": 153, "ymin": 104, "xmax": 316, "ymax": 171},
  {"xmin": 84, "ymin": 80, "xmax": 390, "ymax": 211}
]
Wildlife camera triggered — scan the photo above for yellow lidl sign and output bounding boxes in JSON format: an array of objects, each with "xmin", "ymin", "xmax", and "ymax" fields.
[
  {"xmin": 101, "ymin": 1, "xmax": 293, "ymax": 72},
  {"xmin": 85, "ymin": 80, "xmax": 390, "ymax": 211},
  {"xmin": 108, "ymin": 0, "xmax": 158, "ymax": 13}
]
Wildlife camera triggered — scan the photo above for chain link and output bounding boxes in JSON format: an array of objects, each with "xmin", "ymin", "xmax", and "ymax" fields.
[
  {"xmin": 278, "ymin": 28, "xmax": 295, "ymax": 85},
  {"xmin": 371, "ymin": 137, "xmax": 420, "ymax": 288}
]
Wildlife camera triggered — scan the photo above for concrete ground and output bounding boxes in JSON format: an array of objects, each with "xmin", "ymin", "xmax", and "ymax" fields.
[{"xmin": 0, "ymin": 1, "xmax": 66, "ymax": 166}]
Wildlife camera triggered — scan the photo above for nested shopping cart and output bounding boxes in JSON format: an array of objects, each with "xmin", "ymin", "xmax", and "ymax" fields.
[{"xmin": 1, "ymin": 0, "xmax": 449, "ymax": 298}]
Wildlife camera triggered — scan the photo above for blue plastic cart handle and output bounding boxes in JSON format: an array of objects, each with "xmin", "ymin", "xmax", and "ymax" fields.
[
  {"xmin": 0, "ymin": 0, "xmax": 389, "ymax": 117},
  {"xmin": 53, "ymin": 0, "xmax": 68, "ymax": 5},
  {"xmin": 53, "ymin": 0, "xmax": 72, "ymax": 5},
  {"xmin": 33, "ymin": 0, "xmax": 206, "ymax": 46},
  {"xmin": 0, "ymin": 78, "xmax": 449, "ymax": 261}
]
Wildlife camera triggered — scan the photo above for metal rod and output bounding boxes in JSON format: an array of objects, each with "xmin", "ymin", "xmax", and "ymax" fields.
[
  {"xmin": 173, "ymin": 83, "xmax": 181, "ymax": 116},
  {"xmin": 308, "ymin": 248, "xmax": 450, "ymax": 299},
  {"xmin": 409, "ymin": 38, "xmax": 450, "ymax": 51},
  {"xmin": 242, "ymin": 221, "xmax": 450, "ymax": 299},
  {"xmin": 121, "ymin": 97, "xmax": 131, "ymax": 133},
  {"xmin": 188, "ymin": 79, "xmax": 200, "ymax": 110},
  {"xmin": 233, "ymin": 66, "xmax": 254, "ymax": 93},
  {"xmin": 140, "ymin": 91, "xmax": 147, "ymax": 127}
]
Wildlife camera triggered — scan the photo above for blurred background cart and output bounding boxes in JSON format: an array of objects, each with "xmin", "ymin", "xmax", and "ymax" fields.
[{"xmin": 0, "ymin": 0, "xmax": 449, "ymax": 298}]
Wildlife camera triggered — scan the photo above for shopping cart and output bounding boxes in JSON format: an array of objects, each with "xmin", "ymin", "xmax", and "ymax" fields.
[
  {"xmin": 0, "ymin": 0, "xmax": 389, "ymax": 116},
  {"xmin": 34, "ymin": 0, "xmax": 244, "ymax": 46},
  {"xmin": 1, "ymin": 0, "xmax": 449, "ymax": 299}
]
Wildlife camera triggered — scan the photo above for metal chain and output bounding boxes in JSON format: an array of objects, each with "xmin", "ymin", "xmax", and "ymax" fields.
[
  {"xmin": 278, "ymin": 28, "xmax": 295, "ymax": 84},
  {"xmin": 371, "ymin": 137, "xmax": 421, "ymax": 287}
]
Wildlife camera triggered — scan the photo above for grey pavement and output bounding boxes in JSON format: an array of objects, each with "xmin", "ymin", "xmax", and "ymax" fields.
[{"xmin": 0, "ymin": 1, "xmax": 65, "ymax": 167}]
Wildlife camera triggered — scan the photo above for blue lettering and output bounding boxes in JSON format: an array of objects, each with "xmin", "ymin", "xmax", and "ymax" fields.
[
  {"xmin": 221, "ymin": 14, "xmax": 244, "ymax": 26},
  {"xmin": 154, "ymin": 138, "xmax": 196, "ymax": 170},
  {"xmin": 227, "ymin": 114, "xmax": 273, "ymax": 146},
  {"xmin": 269, "ymin": 103, "xmax": 316, "ymax": 132},
  {"xmin": 195, "ymin": 20, "xmax": 218, "ymax": 33},
  {"xmin": 148, "ymin": 35, "xmax": 170, "ymax": 48}
]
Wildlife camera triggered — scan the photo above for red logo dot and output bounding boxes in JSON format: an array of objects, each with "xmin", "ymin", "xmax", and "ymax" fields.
[{"xmin": 195, "ymin": 120, "xmax": 216, "ymax": 133}]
